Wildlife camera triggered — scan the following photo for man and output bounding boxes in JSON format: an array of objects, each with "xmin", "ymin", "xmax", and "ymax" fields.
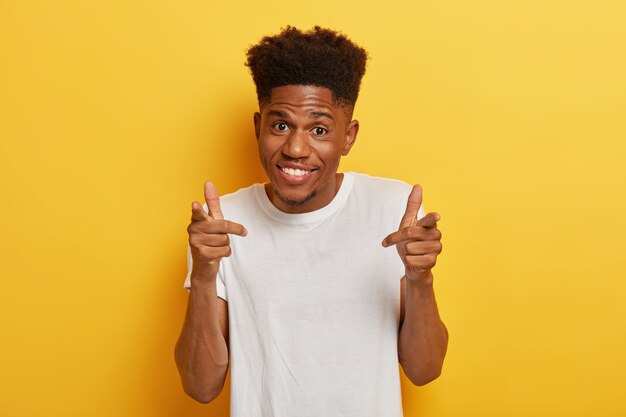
[{"xmin": 175, "ymin": 26, "xmax": 448, "ymax": 416}]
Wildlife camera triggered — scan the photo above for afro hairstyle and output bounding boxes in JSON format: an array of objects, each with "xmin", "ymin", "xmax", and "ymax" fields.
[{"xmin": 245, "ymin": 26, "xmax": 368, "ymax": 109}]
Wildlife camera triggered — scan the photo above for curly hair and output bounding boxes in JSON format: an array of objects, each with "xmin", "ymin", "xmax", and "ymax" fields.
[{"xmin": 245, "ymin": 26, "xmax": 368, "ymax": 108}]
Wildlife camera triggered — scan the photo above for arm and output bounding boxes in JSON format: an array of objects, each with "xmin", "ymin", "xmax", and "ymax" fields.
[
  {"xmin": 383, "ymin": 184, "xmax": 448, "ymax": 386},
  {"xmin": 175, "ymin": 278, "xmax": 229, "ymax": 403},
  {"xmin": 398, "ymin": 274, "xmax": 448, "ymax": 385},
  {"xmin": 175, "ymin": 182, "xmax": 247, "ymax": 403}
]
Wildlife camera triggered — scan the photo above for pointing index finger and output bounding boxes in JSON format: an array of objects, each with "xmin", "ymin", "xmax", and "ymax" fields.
[
  {"xmin": 204, "ymin": 181, "xmax": 224, "ymax": 220},
  {"xmin": 211, "ymin": 219, "xmax": 248, "ymax": 237}
]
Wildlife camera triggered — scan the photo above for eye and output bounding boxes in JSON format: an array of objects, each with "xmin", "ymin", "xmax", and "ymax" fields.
[
  {"xmin": 273, "ymin": 122, "xmax": 289, "ymax": 132},
  {"xmin": 312, "ymin": 127, "xmax": 327, "ymax": 136}
]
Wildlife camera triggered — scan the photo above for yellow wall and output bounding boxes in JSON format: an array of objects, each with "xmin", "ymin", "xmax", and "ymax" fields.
[{"xmin": 1, "ymin": 1, "xmax": 625, "ymax": 416}]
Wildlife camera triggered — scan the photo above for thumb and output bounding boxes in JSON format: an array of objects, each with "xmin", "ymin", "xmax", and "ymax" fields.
[
  {"xmin": 191, "ymin": 201, "xmax": 211, "ymax": 221},
  {"xmin": 399, "ymin": 184, "xmax": 422, "ymax": 228},
  {"xmin": 418, "ymin": 212, "xmax": 440, "ymax": 229},
  {"xmin": 204, "ymin": 181, "xmax": 224, "ymax": 220}
]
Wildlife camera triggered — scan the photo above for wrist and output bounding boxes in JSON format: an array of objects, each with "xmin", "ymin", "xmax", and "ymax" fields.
[
  {"xmin": 190, "ymin": 268, "xmax": 218, "ymax": 287},
  {"xmin": 189, "ymin": 279, "xmax": 217, "ymax": 297},
  {"xmin": 405, "ymin": 270, "xmax": 434, "ymax": 288}
]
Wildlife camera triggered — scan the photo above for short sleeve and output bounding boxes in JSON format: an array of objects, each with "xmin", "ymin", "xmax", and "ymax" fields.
[{"xmin": 183, "ymin": 245, "xmax": 228, "ymax": 301}]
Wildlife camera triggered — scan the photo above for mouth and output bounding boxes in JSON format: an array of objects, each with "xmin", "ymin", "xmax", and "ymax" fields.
[{"xmin": 276, "ymin": 164, "xmax": 317, "ymax": 183}]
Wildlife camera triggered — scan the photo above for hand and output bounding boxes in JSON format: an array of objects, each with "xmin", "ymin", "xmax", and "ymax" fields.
[
  {"xmin": 382, "ymin": 185, "xmax": 442, "ymax": 283},
  {"xmin": 187, "ymin": 181, "xmax": 247, "ymax": 282}
]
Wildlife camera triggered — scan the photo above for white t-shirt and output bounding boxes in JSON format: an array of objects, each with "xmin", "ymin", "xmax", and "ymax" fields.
[{"xmin": 184, "ymin": 172, "xmax": 423, "ymax": 417}]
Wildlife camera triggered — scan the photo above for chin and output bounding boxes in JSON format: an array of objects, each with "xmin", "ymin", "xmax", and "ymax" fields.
[{"xmin": 275, "ymin": 188, "xmax": 317, "ymax": 207}]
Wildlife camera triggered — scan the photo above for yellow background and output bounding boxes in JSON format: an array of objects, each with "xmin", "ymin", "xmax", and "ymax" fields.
[{"xmin": 1, "ymin": 0, "xmax": 625, "ymax": 416}]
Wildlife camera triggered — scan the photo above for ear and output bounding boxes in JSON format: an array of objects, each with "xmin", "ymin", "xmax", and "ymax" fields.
[
  {"xmin": 341, "ymin": 119, "xmax": 359, "ymax": 156},
  {"xmin": 253, "ymin": 112, "xmax": 261, "ymax": 140}
]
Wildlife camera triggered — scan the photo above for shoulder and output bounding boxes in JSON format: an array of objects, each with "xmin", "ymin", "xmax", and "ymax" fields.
[
  {"xmin": 202, "ymin": 183, "xmax": 263, "ymax": 220},
  {"xmin": 342, "ymin": 172, "xmax": 414, "ymax": 231},
  {"xmin": 219, "ymin": 184, "xmax": 260, "ymax": 205},
  {"xmin": 349, "ymin": 173, "xmax": 427, "ymax": 219},
  {"xmin": 346, "ymin": 172, "xmax": 414, "ymax": 219},
  {"xmin": 349, "ymin": 172, "xmax": 412, "ymax": 201}
]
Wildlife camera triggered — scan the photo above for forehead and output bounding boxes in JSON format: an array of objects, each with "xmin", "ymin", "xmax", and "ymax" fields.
[{"xmin": 262, "ymin": 85, "xmax": 343, "ymax": 117}]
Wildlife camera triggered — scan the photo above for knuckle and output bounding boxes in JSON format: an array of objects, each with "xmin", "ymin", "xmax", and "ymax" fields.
[{"xmin": 409, "ymin": 227, "xmax": 422, "ymax": 239}]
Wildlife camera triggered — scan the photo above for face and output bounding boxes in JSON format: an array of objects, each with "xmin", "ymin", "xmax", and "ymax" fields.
[{"xmin": 254, "ymin": 85, "xmax": 359, "ymax": 214}]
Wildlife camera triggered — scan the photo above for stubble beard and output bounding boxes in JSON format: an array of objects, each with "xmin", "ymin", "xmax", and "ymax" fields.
[{"xmin": 275, "ymin": 188, "xmax": 317, "ymax": 208}]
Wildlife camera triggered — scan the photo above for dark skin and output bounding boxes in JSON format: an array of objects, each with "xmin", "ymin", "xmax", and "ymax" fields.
[
  {"xmin": 253, "ymin": 85, "xmax": 359, "ymax": 213},
  {"xmin": 383, "ymin": 184, "xmax": 448, "ymax": 385},
  {"xmin": 175, "ymin": 85, "xmax": 448, "ymax": 404},
  {"xmin": 174, "ymin": 182, "xmax": 243, "ymax": 403}
]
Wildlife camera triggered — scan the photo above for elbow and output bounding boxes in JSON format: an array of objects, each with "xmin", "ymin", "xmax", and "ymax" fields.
[
  {"xmin": 175, "ymin": 344, "xmax": 228, "ymax": 404},
  {"xmin": 403, "ymin": 366, "xmax": 443, "ymax": 386},
  {"xmin": 399, "ymin": 352, "xmax": 445, "ymax": 386},
  {"xmin": 183, "ymin": 384, "xmax": 223, "ymax": 404},
  {"xmin": 179, "ymin": 370, "xmax": 228, "ymax": 404}
]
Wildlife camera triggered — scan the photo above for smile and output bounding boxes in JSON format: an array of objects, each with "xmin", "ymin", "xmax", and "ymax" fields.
[{"xmin": 280, "ymin": 167, "xmax": 311, "ymax": 177}]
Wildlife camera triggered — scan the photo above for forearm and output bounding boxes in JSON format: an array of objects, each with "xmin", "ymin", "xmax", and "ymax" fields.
[
  {"xmin": 175, "ymin": 274, "xmax": 229, "ymax": 403},
  {"xmin": 398, "ymin": 274, "xmax": 448, "ymax": 386}
]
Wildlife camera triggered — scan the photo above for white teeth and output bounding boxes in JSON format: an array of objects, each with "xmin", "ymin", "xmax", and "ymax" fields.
[{"xmin": 281, "ymin": 167, "xmax": 310, "ymax": 177}]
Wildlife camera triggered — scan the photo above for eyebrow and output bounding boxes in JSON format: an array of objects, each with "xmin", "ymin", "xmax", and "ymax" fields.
[
  {"xmin": 309, "ymin": 111, "xmax": 334, "ymax": 120},
  {"xmin": 267, "ymin": 110, "xmax": 289, "ymax": 118},
  {"xmin": 266, "ymin": 109, "xmax": 335, "ymax": 121}
]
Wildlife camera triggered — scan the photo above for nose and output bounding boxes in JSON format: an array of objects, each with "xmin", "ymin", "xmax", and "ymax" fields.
[{"xmin": 282, "ymin": 129, "xmax": 311, "ymax": 159}]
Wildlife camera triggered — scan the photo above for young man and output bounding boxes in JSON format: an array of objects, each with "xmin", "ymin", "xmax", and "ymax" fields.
[{"xmin": 175, "ymin": 26, "xmax": 448, "ymax": 416}]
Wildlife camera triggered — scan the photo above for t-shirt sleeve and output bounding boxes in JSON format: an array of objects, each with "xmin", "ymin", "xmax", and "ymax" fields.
[{"xmin": 183, "ymin": 245, "xmax": 228, "ymax": 301}]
